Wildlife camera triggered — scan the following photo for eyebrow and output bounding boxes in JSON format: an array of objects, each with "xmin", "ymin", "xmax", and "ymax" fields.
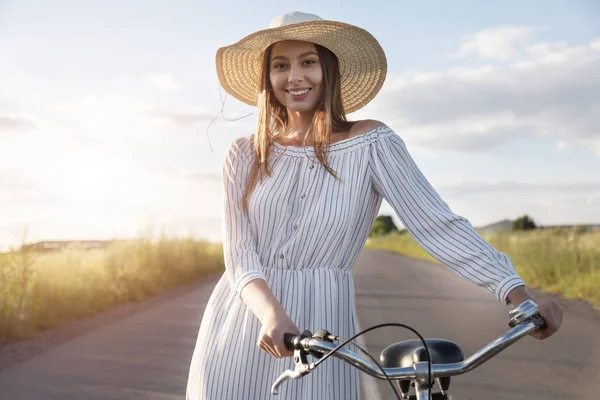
[{"xmin": 271, "ymin": 51, "xmax": 319, "ymax": 62}]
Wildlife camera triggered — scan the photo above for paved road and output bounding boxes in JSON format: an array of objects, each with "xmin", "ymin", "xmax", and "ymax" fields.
[
  {"xmin": 0, "ymin": 249, "xmax": 598, "ymax": 399},
  {"xmin": 353, "ymin": 250, "xmax": 600, "ymax": 400}
]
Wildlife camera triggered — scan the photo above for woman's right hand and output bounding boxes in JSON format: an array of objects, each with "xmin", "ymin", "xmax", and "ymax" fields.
[{"xmin": 257, "ymin": 307, "xmax": 301, "ymax": 358}]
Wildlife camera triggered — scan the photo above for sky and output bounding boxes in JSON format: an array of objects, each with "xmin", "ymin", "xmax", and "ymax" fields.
[{"xmin": 1, "ymin": 0, "xmax": 599, "ymax": 250}]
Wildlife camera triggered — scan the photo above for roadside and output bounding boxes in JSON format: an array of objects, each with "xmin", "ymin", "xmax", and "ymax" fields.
[
  {"xmin": 0, "ymin": 250, "xmax": 597, "ymax": 400},
  {"xmin": 0, "ymin": 274, "xmax": 221, "ymax": 371},
  {"xmin": 365, "ymin": 230, "xmax": 600, "ymax": 310}
]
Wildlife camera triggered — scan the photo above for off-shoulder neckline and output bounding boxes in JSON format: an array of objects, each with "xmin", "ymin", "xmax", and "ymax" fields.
[{"xmin": 269, "ymin": 125, "xmax": 393, "ymax": 157}]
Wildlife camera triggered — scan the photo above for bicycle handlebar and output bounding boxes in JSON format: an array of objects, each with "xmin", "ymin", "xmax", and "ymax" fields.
[{"xmin": 272, "ymin": 300, "xmax": 546, "ymax": 396}]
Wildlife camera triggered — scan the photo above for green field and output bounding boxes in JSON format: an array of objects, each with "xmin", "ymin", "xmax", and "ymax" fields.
[
  {"xmin": 2, "ymin": 227, "xmax": 598, "ymax": 343},
  {"xmin": 365, "ymin": 228, "xmax": 600, "ymax": 309},
  {"xmin": 0, "ymin": 236, "xmax": 224, "ymax": 342}
]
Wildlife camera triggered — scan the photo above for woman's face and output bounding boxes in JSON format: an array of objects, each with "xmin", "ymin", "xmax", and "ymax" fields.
[{"xmin": 269, "ymin": 40, "xmax": 323, "ymax": 114}]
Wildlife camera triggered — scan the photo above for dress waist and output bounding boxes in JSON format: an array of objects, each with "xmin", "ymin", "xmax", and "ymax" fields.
[{"xmin": 263, "ymin": 266, "xmax": 352, "ymax": 275}]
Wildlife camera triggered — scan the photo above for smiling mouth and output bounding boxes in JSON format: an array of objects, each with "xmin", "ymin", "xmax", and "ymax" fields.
[{"xmin": 285, "ymin": 88, "xmax": 312, "ymax": 96}]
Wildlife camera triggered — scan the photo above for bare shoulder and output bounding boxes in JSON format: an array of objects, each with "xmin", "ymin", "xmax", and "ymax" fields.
[{"xmin": 348, "ymin": 119, "xmax": 387, "ymax": 138}]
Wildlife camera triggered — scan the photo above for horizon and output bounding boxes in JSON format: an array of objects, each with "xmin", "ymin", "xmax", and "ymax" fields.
[
  {"xmin": 1, "ymin": 1, "xmax": 599, "ymax": 250},
  {"xmin": 5, "ymin": 218, "xmax": 600, "ymax": 252}
]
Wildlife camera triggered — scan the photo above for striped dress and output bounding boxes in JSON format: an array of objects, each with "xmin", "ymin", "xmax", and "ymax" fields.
[{"xmin": 186, "ymin": 125, "xmax": 525, "ymax": 400}]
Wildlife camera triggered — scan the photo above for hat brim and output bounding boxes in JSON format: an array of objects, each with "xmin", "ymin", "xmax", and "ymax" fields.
[{"xmin": 215, "ymin": 20, "xmax": 387, "ymax": 114}]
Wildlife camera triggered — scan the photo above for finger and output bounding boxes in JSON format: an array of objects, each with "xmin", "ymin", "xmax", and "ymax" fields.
[
  {"xmin": 272, "ymin": 335, "xmax": 293, "ymax": 358},
  {"xmin": 556, "ymin": 305, "xmax": 564, "ymax": 325},
  {"xmin": 273, "ymin": 343, "xmax": 289, "ymax": 358},
  {"xmin": 263, "ymin": 338, "xmax": 282, "ymax": 358},
  {"xmin": 258, "ymin": 340, "xmax": 278, "ymax": 358},
  {"xmin": 274, "ymin": 344, "xmax": 293, "ymax": 358},
  {"xmin": 546, "ymin": 324, "xmax": 558, "ymax": 337},
  {"xmin": 530, "ymin": 331, "xmax": 544, "ymax": 340},
  {"xmin": 257, "ymin": 342, "xmax": 271, "ymax": 356},
  {"xmin": 265, "ymin": 344, "xmax": 279, "ymax": 358},
  {"xmin": 531, "ymin": 324, "xmax": 556, "ymax": 340}
]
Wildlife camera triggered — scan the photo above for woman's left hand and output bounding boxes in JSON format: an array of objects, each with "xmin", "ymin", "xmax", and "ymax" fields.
[
  {"xmin": 507, "ymin": 286, "xmax": 564, "ymax": 340},
  {"xmin": 530, "ymin": 299, "xmax": 564, "ymax": 340}
]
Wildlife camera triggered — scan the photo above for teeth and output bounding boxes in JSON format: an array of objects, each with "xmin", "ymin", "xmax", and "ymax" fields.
[{"xmin": 289, "ymin": 89, "xmax": 310, "ymax": 96}]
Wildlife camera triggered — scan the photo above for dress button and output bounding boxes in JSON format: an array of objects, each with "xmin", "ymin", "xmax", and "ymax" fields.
[
  {"xmin": 279, "ymin": 254, "xmax": 284, "ymax": 259},
  {"xmin": 309, "ymin": 165, "xmax": 314, "ymax": 170},
  {"xmin": 301, "ymin": 194, "xmax": 306, "ymax": 199},
  {"xmin": 293, "ymin": 225, "xmax": 298, "ymax": 230}
]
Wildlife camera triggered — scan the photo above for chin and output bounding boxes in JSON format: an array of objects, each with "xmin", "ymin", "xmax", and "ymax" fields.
[
  {"xmin": 287, "ymin": 106, "xmax": 316, "ymax": 114},
  {"xmin": 284, "ymin": 102, "xmax": 319, "ymax": 114}
]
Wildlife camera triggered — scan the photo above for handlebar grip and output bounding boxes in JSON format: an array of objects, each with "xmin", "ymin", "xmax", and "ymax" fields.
[
  {"xmin": 283, "ymin": 333, "xmax": 296, "ymax": 351},
  {"xmin": 533, "ymin": 315, "xmax": 547, "ymax": 331}
]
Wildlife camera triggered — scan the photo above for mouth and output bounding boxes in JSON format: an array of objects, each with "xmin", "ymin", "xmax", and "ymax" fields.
[{"xmin": 285, "ymin": 88, "xmax": 312, "ymax": 96}]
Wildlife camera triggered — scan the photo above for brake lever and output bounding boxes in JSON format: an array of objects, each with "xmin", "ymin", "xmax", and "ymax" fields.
[
  {"xmin": 271, "ymin": 348, "xmax": 314, "ymax": 395},
  {"xmin": 271, "ymin": 368, "xmax": 302, "ymax": 395}
]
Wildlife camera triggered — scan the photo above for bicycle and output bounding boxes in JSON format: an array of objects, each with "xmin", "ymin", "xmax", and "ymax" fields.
[{"xmin": 271, "ymin": 299, "xmax": 546, "ymax": 400}]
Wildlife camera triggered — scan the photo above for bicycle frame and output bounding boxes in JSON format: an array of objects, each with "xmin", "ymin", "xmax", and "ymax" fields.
[{"xmin": 271, "ymin": 300, "xmax": 545, "ymax": 399}]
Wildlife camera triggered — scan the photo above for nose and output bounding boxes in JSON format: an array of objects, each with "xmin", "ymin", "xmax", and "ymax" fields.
[{"xmin": 287, "ymin": 65, "xmax": 303, "ymax": 85}]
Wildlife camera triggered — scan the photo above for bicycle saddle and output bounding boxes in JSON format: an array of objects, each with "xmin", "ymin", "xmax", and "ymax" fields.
[
  {"xmin": 380, "ymin": 339, "xmax": 464, "ymax": 394},
  {"xmin": 380, "ymin": 339, "xmax": 464, "ymax": 367}
]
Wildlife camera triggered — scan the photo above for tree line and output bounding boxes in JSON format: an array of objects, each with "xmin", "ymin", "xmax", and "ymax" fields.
[{"xmin": 369, "ymin": 214, "xmax": 538, "ymax": 238}]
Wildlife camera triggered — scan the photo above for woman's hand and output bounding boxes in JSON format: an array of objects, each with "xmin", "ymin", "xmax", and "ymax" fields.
[
  {"xmin": 507, "ymin": 285, "xmax": 564, "ymax": 340},
  {"xmin": 257, "ymin": 307, "xmax": 301, "ymax": 358},
  {"xmin": 529, "ymin": 299, "xmax": 564, "ymax": 340}
]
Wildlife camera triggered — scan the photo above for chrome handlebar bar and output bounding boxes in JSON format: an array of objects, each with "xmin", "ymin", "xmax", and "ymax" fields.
[{"xmin": 271, "ymin": 300, "xmax": 546, "ymax": 396}]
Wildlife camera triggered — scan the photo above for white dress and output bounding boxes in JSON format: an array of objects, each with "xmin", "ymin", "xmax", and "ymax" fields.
[{"xmin": 186, "ymin": 125, "xmax": 525, "ymax": 400}]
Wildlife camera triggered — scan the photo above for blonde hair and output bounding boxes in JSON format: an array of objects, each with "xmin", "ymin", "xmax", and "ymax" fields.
[{"xmin": 241, "ymin": 43, "xmax": 355, "ymax": 216}]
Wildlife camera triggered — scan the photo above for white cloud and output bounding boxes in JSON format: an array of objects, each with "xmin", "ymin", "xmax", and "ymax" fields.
[
  {"xmin": 0, "ymin": 88, "xmax": 233, "ymax": 248},
  {"xmin": 41, "ymin": 93, "xmax": 183, "ymax": 145},
  {"xmin": 437, "ymin": 180, "xmax": 600, "ymax": 196},
  {"xmin": 149, "ymin": 107, "xmax": 216, "ymax": 126},
  {"xmin": 146, "ymin": 73, "xmax": 181, "ymax": 90},
  {"xmin": 0, "ymin": 145, "xmax": 224, "ymax": 248},
  {"xmin": 0, "ymin": 114, "xmax": 36, "ymax": 133},
  {"xmin": 369, "ymin": 36, "xmax": 600, "ymax": 155},
  {"xmin": 449, "ymin": 26, "xmax": 532, "ymax": 61},
  {"xmin": 525, "ymin": 41, "xmax": 569, "ymax": 58},
  {"xmin": 380, "ymin": 179, "xmax": 600, "ymax": 232},
  {"xmin": 556, "ymin": 141, "xmax": 569, "ymax": 151}
]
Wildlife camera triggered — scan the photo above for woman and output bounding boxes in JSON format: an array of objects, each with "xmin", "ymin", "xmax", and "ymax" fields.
[{"xmin": 186, "ymin": 11, "xmax": 563, "ymax": 400}]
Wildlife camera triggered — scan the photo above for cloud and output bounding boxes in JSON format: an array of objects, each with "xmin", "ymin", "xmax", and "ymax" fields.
[
  {"xmin": 0, "ymin": 167, "xmax": 64, "ymax": 206},
  {"xmin": 426, "ymin": 180, "xmax": 600, "ymax": 227},
  {"xmin": 391, "ymin": 113, "xmax": 530, "ymax": 153},
  {"xmin": 161, "ymin": 216, "xmax": 222, "ymax": 242},
  {"xmin": 34, "ymin": 93, "xmax": 213, "ymax": 146},
  {"xmin": 146, "ymin": 73, "xmax": 181, "ymax": 90},
  {"xmin": 556, "ymin": 141, "xmax": 569, "ymax": 151},
  {"xmin": 184, "ymin": 172, "xmax": 221, "ymax": 184},
  {"xmin": 369, "ymin": 35, "xmax": 600, "ymax": 155},
  {"xmin": 149, "ymin": 108, "xmax": 216, "ymax": 126},
  {"xmin": 449, "ymin": 26, "xmax": 532, "ymax": 61},
  {"xmin": 0, "ymin": 115, "xmax": 36, "ymax": 133},
  {"xmin": 379, "ymin": 179, "xmax": 600, "ymax": 231},
  {"xmin": 437, "ymin": 180, "xmax": 600, "ymax": 196}
]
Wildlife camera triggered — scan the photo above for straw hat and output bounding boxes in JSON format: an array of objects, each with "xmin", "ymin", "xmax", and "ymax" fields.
[{"xmin": 215, "ymin": 11, "xmax": 387, "ymax": 114}]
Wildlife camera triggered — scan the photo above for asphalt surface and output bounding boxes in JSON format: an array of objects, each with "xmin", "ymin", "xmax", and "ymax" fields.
[{"xmin": 0, "ymin": 249, "xmax": 598, "ymax": 400}]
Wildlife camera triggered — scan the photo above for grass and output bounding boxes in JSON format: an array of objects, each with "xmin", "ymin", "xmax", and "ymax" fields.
[
  {"xmin": 2, "ymin": 226, "xmax": 598, "ymax": 342},
  {"xmin": 0, "ymin": 235, "xmax": 224, "ymax": 342},
  {"xmin": 365, "ymin": 228, "xmax": 600, "ymax": 309}
]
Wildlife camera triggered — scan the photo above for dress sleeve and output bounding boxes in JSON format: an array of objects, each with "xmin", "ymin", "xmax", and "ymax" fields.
[
  {"xmin": 369, "ymin": 128, "xmax": 525, "ymax": 304},
  {"xmin": 221, "ymin": 138, "xmax": 268, "ymax": 299}
]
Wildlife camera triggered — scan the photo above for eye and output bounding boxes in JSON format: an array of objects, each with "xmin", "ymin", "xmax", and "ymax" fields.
[
  {"xmin": 272, "ymin": 63, "xmax": 287, "ymax": 69},
  {"xmin": 303, "ymin": 59, "xmax": 318, "ymax": 66}
]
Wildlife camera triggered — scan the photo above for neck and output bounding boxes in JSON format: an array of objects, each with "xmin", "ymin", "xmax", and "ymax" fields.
[{"xmin": 283, "ymin": 110, "xmax": 316, "ymax": 142}]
